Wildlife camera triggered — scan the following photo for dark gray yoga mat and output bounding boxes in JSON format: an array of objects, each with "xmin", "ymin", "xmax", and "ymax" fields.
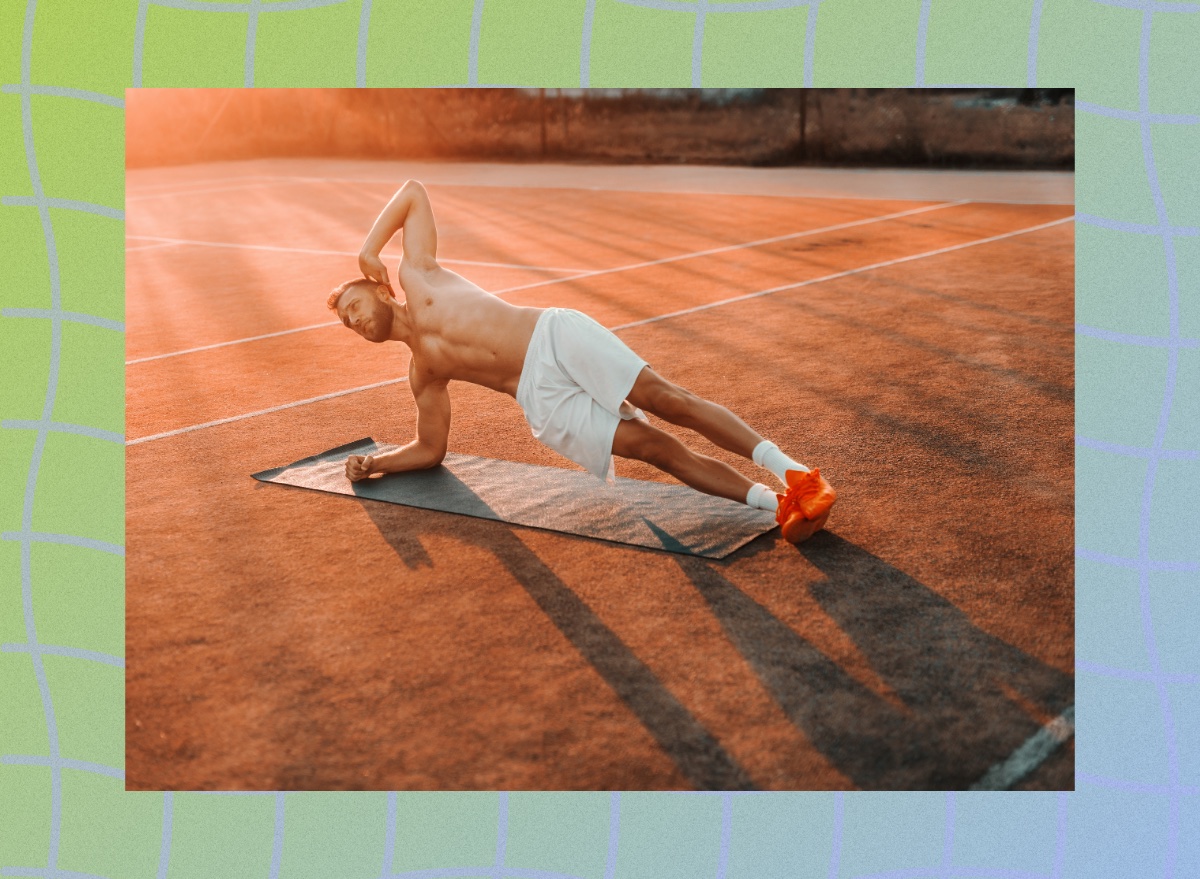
[{"xmin": 253, "ymin": 438, "xmax": 777, "ymax": 559}]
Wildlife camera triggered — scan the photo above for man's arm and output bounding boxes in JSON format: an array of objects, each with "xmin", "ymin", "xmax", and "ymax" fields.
[
  {"xmin": 358, "ymin": 179, "xmax": 438, "ymax": 286},
  {"xmin": 345, "ymin": 363, "xmax": 450, "ymax": 481}
]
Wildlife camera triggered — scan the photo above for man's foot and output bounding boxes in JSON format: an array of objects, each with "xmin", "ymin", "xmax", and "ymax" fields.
[{"xmin": 776, "ymin": 468, "xmax": 837, "ymax": 544}]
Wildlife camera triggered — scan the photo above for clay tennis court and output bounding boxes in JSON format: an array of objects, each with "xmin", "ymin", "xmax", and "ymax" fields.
[{"xmin": 125, "ymin": 160, "xmax": 1074, "ymax": 791}]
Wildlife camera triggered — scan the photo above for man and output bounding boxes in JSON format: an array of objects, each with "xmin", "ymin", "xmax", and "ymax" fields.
[{"xmin": 327, "ymin": 180, "xmax": 836, "ymax": 543}]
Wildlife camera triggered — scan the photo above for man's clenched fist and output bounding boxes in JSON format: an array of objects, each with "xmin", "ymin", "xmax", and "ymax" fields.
[{"xmin": 345, "ymin": 454, "xmax": 376, "ymax": 482}]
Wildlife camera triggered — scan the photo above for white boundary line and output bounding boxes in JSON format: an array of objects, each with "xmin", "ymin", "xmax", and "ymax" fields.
[
  {"xmin": 126, "ymin": 170, "xmax": 1074, "ymax": 205},
  {"xmin": 479, "ymin": 199, "xmax": 969, "ymax": 297},
  {"xmin": 126, "ymin": 173, "xmax": 274, "ymax": 194},
  {"xmin": 125, "ymin": 240, "xmax": 181, "ymax": 253},
  {"xmin": 969, "ymin": 705, "xmax": 1075, "ymax": 790},
  {"xmin": 126, "ymin": 214, "xmax": 1071, "ymax": 446},
  {"xmin": 248, "ymin": 173, "xmax": 1075, "ymax": 205},
  {"xmin": 123, "ymin": 235, "xmax": 590, "ymax": 274},
  {"xmin": 126, "ymin": 200, "xmax": 966, "ymax": 365},
  {"xmin": 612, "ymin": 216, "xmax": 1073, "ymax": 332},
  {"xmin": 126, "ymin": 378, "xmax": 411, "ymax": 446},
  {"xmin": 126, "ymin": 321, "xmax": 340, "ymax": 365},
  {"xmin": 125, "ymin": 178, "xmax": 313, "ymax": 202}
]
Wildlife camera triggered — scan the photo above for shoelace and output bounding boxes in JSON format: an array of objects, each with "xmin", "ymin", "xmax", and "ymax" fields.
[{"xmin": 776, "ymin": 472, "xmax": 831, "ymax": 524}]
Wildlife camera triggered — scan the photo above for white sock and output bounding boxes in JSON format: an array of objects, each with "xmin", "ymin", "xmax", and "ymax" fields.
[
  {"xmin": 751, "ymin": 440, "xmax": 808, "ymax": 485},
  {"xmin": 745, "ymin": 482, "xmax": 779, "ymax": 512}
]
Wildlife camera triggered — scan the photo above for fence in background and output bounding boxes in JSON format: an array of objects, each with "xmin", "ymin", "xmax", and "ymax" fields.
[{"xmin": 126, "ymin": 88, "xmax": 1073, "ymax": 169}]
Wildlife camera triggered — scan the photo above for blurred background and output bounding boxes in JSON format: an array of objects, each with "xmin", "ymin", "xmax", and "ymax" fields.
[{"xmin": 126, "ymin": 88, "xmax": 1073, "ymax": 169}]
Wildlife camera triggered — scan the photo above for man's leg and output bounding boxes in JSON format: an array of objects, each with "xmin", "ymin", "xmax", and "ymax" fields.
[
  {"xmin": 611, "ymin": 417, "xmax": 754, "ymax": 505},
  {"xmin": 625, "ymin": 367, "xmax": 763, "ymax": 458},
  {"xmin": 625, "ymin": 367, "xmax": 812, "ymax": 481},
  {"xmin": 623, "ymin": 367, "xmax": 836, "ymax": 540}
]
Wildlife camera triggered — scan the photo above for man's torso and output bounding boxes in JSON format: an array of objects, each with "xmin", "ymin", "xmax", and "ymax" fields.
[{"xmin": 397, "ymin": 259, "xmax": 543, "ymax": 395}]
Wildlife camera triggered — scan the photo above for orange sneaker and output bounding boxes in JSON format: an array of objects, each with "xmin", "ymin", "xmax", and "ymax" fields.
[{"xmin": 776, "ymin": 468, "xmax": 837, "ymax": 544}]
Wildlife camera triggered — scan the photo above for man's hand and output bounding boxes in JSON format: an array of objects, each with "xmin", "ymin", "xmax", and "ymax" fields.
[
  {"xmin": 358, "ymin": 251, "xmax": 391, "ymax": 290},
  {"xmin": 345, "ymin": 454, "xmax": 376, "ymax": 482}
]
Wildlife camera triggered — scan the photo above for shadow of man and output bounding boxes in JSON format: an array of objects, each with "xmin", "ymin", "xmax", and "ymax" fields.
[
  {"xmin": 670, "ymin": 530, "xmax": 1072, "ymax": 789},
  {"xmin": 358, "ymin": 495, "xmax": 757, "ymax": 790},
  {"xmin": 356, "ymin": 483, "xmax": 1070, "ymax": 789}
]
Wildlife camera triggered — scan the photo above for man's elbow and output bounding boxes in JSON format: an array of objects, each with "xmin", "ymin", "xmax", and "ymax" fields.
[
  {"xmin": 419, "ymin": 441, "xmax": 446, "ymax": 468},
  {"xmin": 401, "ymin": 179, "xmax": 428, "ymax": 199}
]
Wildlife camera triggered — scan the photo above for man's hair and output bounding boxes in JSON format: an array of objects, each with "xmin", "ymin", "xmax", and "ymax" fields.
[{"xmin": 326, "ymin": 277, "xmax": 375, "ymax": 312}]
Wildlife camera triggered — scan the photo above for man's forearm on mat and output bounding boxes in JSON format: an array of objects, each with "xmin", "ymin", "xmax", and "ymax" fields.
[
  {"xmin": 360, "ymin": 180, "xmax": 427, "ymax": 256},
  {"xmin": 373, "ymin": 440, "xmax": 443, "ymax": 473}
]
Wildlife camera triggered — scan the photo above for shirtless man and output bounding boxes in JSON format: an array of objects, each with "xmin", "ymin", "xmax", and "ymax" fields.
[{"xmin": 327, "ymin": 180, "xmax": 836, "ymax": 543}]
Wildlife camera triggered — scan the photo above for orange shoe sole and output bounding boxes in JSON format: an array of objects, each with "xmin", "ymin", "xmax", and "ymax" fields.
[{"xmin": 780, "ymin": 507, "xmax": 831, "ymax": 544}]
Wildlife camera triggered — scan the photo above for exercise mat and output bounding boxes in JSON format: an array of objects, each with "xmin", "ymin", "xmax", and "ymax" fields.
[{"xmin": 253, "ymin": 438, "xmax": 777, "ymax": 559}]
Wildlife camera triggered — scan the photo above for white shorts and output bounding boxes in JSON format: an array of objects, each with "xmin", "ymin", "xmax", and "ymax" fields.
[{"xmin": 516, "ymin": 308, "xmax": 649, "ymax": 482}]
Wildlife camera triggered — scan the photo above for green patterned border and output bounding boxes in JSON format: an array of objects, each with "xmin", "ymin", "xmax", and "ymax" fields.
[{"xmin": 3, "ymin": 1, "xmax": 1199, "ymax": 877}]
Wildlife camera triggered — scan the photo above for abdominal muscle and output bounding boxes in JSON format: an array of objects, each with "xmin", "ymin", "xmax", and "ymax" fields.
[{"xmin": 399, "ymin": 262, "xmax": 543, "ymax": 396}]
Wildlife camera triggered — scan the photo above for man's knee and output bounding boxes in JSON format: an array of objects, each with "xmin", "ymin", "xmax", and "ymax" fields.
[
  {"xmin": 639, "ymin": 433, "xmax": 680, "ymax": 468},
  {"xmin": 617, "ymin": 422, "xmax": 684, "ymax": 469},
  {"xmin": 650, "ymin": 444, "xmax": 695, "ymax": 478}
]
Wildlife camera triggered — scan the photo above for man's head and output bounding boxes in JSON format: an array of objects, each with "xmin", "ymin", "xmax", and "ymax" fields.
[{"xmin": 327, "ymin": 278, "xmax": 395, "ymax": 343}]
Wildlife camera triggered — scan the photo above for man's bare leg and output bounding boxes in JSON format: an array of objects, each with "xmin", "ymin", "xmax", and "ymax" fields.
[
  {"xmin": 622, "ymin": 366, "xmax": 836, "ymax": 541},
  {"xmin": 611, "ymin": 417, "xmax": 753, "ymax": 504},
  {"xmin": 625, "ymin": 368, "xmax": 812, "ymax": 481},
  {"xmin": 625, "ymin": 367, "xmax": 765, "ymax": 459}
]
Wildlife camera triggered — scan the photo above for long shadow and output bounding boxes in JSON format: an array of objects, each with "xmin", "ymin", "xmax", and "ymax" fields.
[
  {"xmin": 672, "ymin": 552, "xmax": 916, "ymax": 787},
  {"xmin": 671, "ymin": 532, "xmax": 1073, "ymax": 789},
  {"xmin": 358, "ymin": 497, "xmax": 757, "ymax": 790},
  {"xmin": 798, "ymin": 530, "xmax": 1073, "ymax": 717},
  {"xmin": 262, "ymin": 466, "xmax": 1069, "ymax": 788}
]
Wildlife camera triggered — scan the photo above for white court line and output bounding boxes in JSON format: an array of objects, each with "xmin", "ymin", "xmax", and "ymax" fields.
[
  {"xmin": 125, "ymin": 240, "xmax": 182, "ymax": 253},
  {"xmin": 126, "ymin": 173, "xmax": 274, "ymax": 194},
  {"xmin": 476, "ymin": 199, "xmax": 969, "ymax": 298},
  {"xmin": 126, "ymin": 214, "xmax": 1070, "ymax": 446},
  {"xmin": 126, "ymin": 170, "xmax": 1072, "ymax": 205},
  {"xmin": 123, "ymin": 235, "xmax": 590, "ymax": 274},
  {"xmin": 126, "ymin": 377, "xmax": 411, "ymax": 446},
  {"xmin": 969, "ymin": 706, "xmax": 1075, "ymax": 790},
  {"xmin": 252, "ymin": 173, "xmax": 1073, "ymax": 205},
  {"xmin": 125, "ymin": 179, "xmax": 311, "ymax": 203},
  {"xmin": 126, "ymin": 200, "xmax": 966, "ymax": 365},
  {"xmin": 126, "ymin": 321, "xmax": 340, "ymax": 365},
  {"xmin": 611, "ymin": 216, "xmax": 1074, "ymax": 332}
]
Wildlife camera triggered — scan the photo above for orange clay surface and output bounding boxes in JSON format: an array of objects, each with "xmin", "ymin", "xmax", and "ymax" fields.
[{"xmin": 126, "ymin": 160, "xmax": 1074, "ymax": 790}]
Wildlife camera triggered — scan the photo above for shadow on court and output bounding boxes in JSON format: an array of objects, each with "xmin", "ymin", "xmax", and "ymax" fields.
[
  {"xmin": 674, "ymin": 532, "xmax": 1072, "ymax": 789},
  {"xmin": 360, "ymin": 495, "xmax": 1070, "ymax": 790},
  {"xmin": 360, "ymin": 497, "xmax": 758, "ymax": 791}
]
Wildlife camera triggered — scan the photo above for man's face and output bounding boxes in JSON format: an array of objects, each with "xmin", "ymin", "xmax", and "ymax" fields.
[{"xmin": 338, "ymin": 284, "xmax": 393, "ymax": 343}]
